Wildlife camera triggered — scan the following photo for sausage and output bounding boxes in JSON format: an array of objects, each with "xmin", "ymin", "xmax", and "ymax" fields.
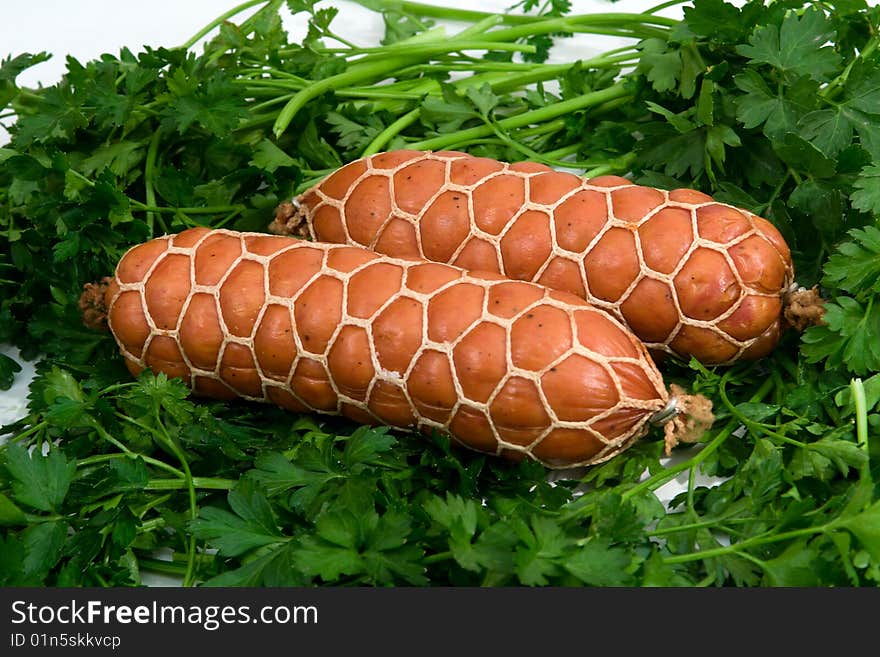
[
  {"xmin": 279, "ymin": 150, "xmax": 796, "ymax": 365},
  {"xmin": 95, "ymin": 227, "xmax": 710, "ymax": 468}
]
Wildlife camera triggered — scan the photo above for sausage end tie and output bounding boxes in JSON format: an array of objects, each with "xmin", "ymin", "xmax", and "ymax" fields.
[{"xmin": 655, "ymin": 384, "xmax": 715, "ymax": 456}]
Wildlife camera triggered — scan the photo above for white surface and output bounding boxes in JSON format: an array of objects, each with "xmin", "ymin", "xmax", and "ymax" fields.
[{"xmin": 0, "ymin": 345, "xmax": 36, "ymax": 429}]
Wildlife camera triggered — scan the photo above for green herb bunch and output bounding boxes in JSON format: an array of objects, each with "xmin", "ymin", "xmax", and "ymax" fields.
[{"xmin": 1, "ymin": 0, "xmax": 879, "ymax": 587}]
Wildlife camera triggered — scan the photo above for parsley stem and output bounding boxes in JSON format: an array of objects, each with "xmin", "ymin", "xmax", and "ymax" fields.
[
  {"xmin": 66, "ymin": 168, "xmax": 95, "ymax": 188},
  {"xmin": 353, "ymin": 1, "xmax": 678, "ymax": 28},
  {"xmin": 390, "ymin": 53, "xmax": 638, "ymax": 77},
  {"xmin": 820, "ymin": 35, "xmax": 879, "ymax": 100},
  {"xmin": 476, "ymin": 21, "xmax": 669, "ymax": 44},
  {"xmin": 362, "ymin": 108, "xmax": 421, "ymax": 157},
  {"xmin": 582, "ymin": 152, "xmax": 638, "ymax": 178},
  {"xmin": 423, "ymin": 550, "xmax": 453, "ymax": 564},
  {"xmin": 319, "ymin": 28, "xmax": 361, "ymax": 52},
  {"xmin": 133, "ymin": 493, "xmax": 173, "ymax": 519},
  {"xmin": 407, "ymin": 83, "xmax": 630, "ymax": 151},
  {"xmin": 622, "ymin": 420, "xmax": 739, "ymax": 506},
  {"xmin": 360, "ymin": 50, "xmax": 635, "ymax": 155},
  {"xmin": 850, "ymin": 377, "xmax": 869, "ymax": 465},
  {"xmin": 609, "ymin": 375, "xmax": 777, "ymax": 508},
  {"xmin": 180, "ymin": 0, "xmax": 272, "ymax": 50},
  {"xmin": 272, "ymin": 7, "xmax": 649, "ymax": 139},
  {"xmin": 90, "ymin": 422, "xmax": 135, "ymax": 454},
  {"xmin": 76, "ymin": 451, "xmax": 185, "ymax": 479},
  {"xmin": 2, "ymin": 420, "xmax": 48, "ymax": 446},
  {"xmin": 132, "ymin": 202, "xmax": 245, "ymax": 214},
  {"xmin": 213, "ymin": 208, "xmax": 243, "ymax": 229},
  {"xmin": 321, "ymin": 40, "xmax": 538, "ymax": 58},
  {"xmin": 646, "ymin": 0, "xmax": 689, "ymax": 13},
  {"xmin": 144, "ymin": 477, "xmax": 236, "ymax": 490},
  {"xmin": 98, "ymin": 382, "xmax": 139, "ymax": 396},
  {"xmin": 537, "ymin": 143, "xmax": 580, "ymax": 161},
  {"xmin": 478, "ymin": 116, "xmax": 597, "ymax": 169},
  {"xmin": 137, "ymin": 551, "xmax": 217, "ymax": 573},
  {"xmin": 144, "ymin": 130, "xmax": 161, "ymax": 235},
  {"xmin": 113, "ymin": 410, "xmax": 200, "ymax": 584},
  {"xmin": 648, "ymin": 514, "xmax": 746, "ymax": 537},
  {"xmin": 717, "ymin": 371, "xmax": 801, "ymax": 446},
  {"xmin": 138, "ymin": 517, "xmax": 166, "ymax": 534},
  {"xmin": 137, "ymin": 557, "xmax": 189, "ymax": 577},
  {"xmin": 23, "ymin": 513, "xmax": 64, "ymax": 524},
  {"xmin": 662, "ymin": 524, "xmax": 829, "ymax": 564},
  {"xmin": 272, "ymin": 56, "xmax": 410, "ymax": 137},
  {"xmin": 772, "ymin": 347, "xmax": 799, "ymax": 382},
  {"xmin": 273, "ymin": 36, "xmax": 548, "ymax": 138},
  {"xmin": 756, "ymin": 170, "xmax": 791, "ymax": 214}
]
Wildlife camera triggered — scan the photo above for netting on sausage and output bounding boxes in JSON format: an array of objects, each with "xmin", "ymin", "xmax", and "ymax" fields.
[
  {"xmin": 292, "ymin": 151, "xmax": 795, "ymax": 364},
  {"xmin": 108, "ymin": 228, "xmax": 669, "ymax": 468}
]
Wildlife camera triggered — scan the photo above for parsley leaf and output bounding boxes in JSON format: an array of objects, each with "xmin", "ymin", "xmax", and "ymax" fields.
[
  {"xmin": 734, "ymin": 70, "xmax": 817, "ymax": 140},
  {"xmin": 0, "ymin": 352, "xmax": 22, "ymax": 390},
  {"xmin": 802, "ymin": 296, "xmax": 880, "ymax": 375},
  {"xmin": 637, "ymin": 38, "xmax": 682, "ymax": 95},
  {"xmin": 851, "ymin": 165, "xmax": 880, "ymax": 215},
  {"xmin": 11, "ymin": 84, "xmax": 88, "ymax": 147},
  {"xmin": 838, "ymin": 501, "xmax": 880, "ymax": 563},
  {"xmin": 736, "ymin": 8, "xmax": 841, "ymax": 82},
  {"xmin": 512, "ymin": 515, "xmax": 572, "ymax": 586},
  {"xmin": 423, "ymin": 493, "xmax": 485, "ymax": 572},
  {"xmin": 682, "ymin": 0, "xmax": 744, "ymax": 43},
  {"xmin": 0, "ymin": 493, "xmax": 27, "ymax": 526},
  {"xmin": 822, "ymin": 225, "xmax": 880, "ymax": 296},
  {"xmin": 761, "ymin": 539, "xmax": 822, "ymax": 586},
  {"xmin": 293, "ymin": 507, "xmax": 426, "ymax": 585},
  {"xmin": 161, "ymin": 69, "xmax": 248, "ymax": 137},
  {"xmin": 564, "ymin": 537, "xmax": 636, "ymax": 586},
  {"xmin": 3, "ymin": 444, "xmax": 76, "ymax": 513},
  {"xmin": 201, "ymin": 542, "xmax": 306, "ymax": 587},
  {"xmin": 189, "ymin": 484, "xmax": 284, "ymax": 557},
  {"xmin": 22, "ymin": 521, "xmax": 68, "ymax": 583}
]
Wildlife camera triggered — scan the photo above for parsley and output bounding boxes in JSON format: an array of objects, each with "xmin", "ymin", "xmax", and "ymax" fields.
[
  {"xmin": 822, "ymin": 225, "xmax": 880, "ymax": 296},
  {"xmin": 3, "ymin": 443, "xmax": 76, "ymax": 513},
  {"xmin": 2, "ymin": 0, "xmax": 880, "ymax": 588},
  {"xmin": 0, "ymin": 352, "xmax": 21, "ymax": 390},
  {"xmin": 735, "ymin": 8, "xmax": 841, "ymax": 82},
  {"xmin": 851, "ymin": 165, "xmax": 880, "ymax": 215},
  {"xmin": 802, "ymin": 228, "xmax": 880, "ymax": 375}
]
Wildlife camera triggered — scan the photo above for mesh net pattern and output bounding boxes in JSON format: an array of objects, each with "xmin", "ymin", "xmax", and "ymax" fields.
[
  {"xmin": 294, "ymin": 150, "xmax": 795, "ymax": 365},
  {"xmin": 107, "ymin": 228, "xmax": 669, "ymax": 468}
]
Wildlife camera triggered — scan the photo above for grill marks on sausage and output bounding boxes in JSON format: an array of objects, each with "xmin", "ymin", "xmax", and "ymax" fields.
[
  {"xmin": 105, "ymin": 227, "xmax": 668, "ymax": 468},
  {"xmin": 298, "ymin": 150, "xmax": 795, "ymax": 364}
]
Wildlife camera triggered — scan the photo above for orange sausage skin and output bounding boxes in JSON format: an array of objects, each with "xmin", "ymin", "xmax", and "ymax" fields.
[
  {"xmin": 105, "ymin": 227, "xmax": 669, "ymax": 468},
  {"xmin": 295, "ymin": 150, "xmax": 795, "ymax": 365}
]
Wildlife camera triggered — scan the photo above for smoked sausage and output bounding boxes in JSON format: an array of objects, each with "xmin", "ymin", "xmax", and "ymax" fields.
[
  {"xmin": 91, "ymin": 227, "xmax": 711, "ymax": 468},
  {"xmin": 279, "ymin": 150, "xmax": 796, "ymax": 365}
]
